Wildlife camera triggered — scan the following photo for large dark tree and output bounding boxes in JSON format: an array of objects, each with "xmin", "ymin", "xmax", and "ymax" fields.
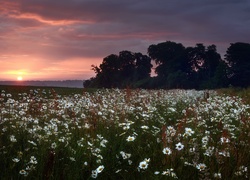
[
  {"xmin": 225, "ymin": 42, "xmax": 250, "ymax": 87},
  {"xmin": 84, "ymin": 40, "xmax": 250, "ymax": 89},
  {"xmin": 204, "ymin": 45, "xmax": 221, "ymax": 77},
  {"xmin": 134, "ymin": 52, "xmax": 152, "ymax": 80},
  {"xmin": 84, "ymin": 51, "xmax": 152, "ymax": 88},
  {"xmin": 118, "ymin": 51, "xmax": 136, "ymax": 85},
  {"xmin": 85, "ymin": 54, "xmax": 121, "ymax": 88},
  {"xmin": 148, "ymin": 41, "xmax": 186, "ymax": 78},
  {"xmin": 185, "ymin": 44, "xmax": 227, "ymax": 89},
  {"xmin": 202, "ymin": 45, "xmax": 228, "ymax": 88},
  {"xmin": 147, "ymin": 41, "xmax": 228, "ymax": 89},
  {"xmin": 148, "ymin": 41, "xmax": 188, "ymax": 88},
  {"xmin": 185, "ymin": 44, "xmax": 205, "ymax": 88}
]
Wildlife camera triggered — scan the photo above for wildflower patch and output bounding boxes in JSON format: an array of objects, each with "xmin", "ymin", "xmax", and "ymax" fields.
[{"xmin": 0, "ymin": 88, "xmax": 249, "ymax": 179}]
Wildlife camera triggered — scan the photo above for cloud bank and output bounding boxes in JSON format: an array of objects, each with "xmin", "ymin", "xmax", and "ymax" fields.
[{"xmin": 1, "ymin": 0, "xmax": 249, "ymax": 80}]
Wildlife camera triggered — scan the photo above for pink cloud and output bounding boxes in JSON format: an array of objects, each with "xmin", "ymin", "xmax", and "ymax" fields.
[{"xmin": 0, "ymin": 0, "xmax": 249, "ymax": 80}]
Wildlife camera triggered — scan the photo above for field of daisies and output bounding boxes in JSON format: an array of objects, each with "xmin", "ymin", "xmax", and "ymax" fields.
[{"xmin": 0, "ymin": 87, "xmax": 249, "ymax": 179}]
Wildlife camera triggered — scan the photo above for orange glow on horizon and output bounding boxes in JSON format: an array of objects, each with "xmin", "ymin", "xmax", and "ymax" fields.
[
  {"xmin": 1, "ymin": 70, "xmax": 27, "ymax": 81},
  {"xmin": 0, "ymin": 56, "xmax": 100, "ymax": 81}
]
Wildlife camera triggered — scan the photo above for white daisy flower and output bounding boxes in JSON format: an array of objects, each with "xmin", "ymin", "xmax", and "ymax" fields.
[
  {"xmin": 138, "ymin": 160, "xmax": 148, "ymax": 170},
  {"xmin": 196, "ymin": 163, "xmax": 206, "ymax": 171},
  {"xmin": 162, "ymin": 147, "xmax": 172, "ymax": 155},
  {"xmin": 175, "ymin": 142, "xmax": 184, "ymax": 151},
  {"xmin": 126, "ymin": 135, "xmax": 136, "ymax": 142},
  {"xmin": 96, "ymin": 165, "xmax": 105, "ymax": 173}
]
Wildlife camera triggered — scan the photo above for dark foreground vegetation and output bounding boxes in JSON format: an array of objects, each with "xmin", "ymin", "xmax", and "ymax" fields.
[
  {"xmin": 84, "ymin": 41, "xmax": 250, "ymax": 89},
  {"xmin": 0, "ymin": 86, "xmax": 249, "ymax": 179}
]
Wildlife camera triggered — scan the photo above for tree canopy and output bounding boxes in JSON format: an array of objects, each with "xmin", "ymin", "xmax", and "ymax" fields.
[
  {"xmin": 84, "ymin": 41, "xmax": 250, "ymax": 89},
  {"xmin": 84, "ymin": 51, "xmax": 152, "ymax": 88},
  {"xmin": 225, "ymin": 42, "xmax": 250, "ymax": 87}
]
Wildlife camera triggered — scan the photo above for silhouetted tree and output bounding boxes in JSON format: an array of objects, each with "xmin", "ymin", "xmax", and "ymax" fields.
[
  {"xmin": 211, "ymin": 62, "xmax": 229, "ymax": 88},
  {"xmin": 84, "ymin": 40, "xmax": 250, "ymax": 89},
  {"xmin": 134, "ymin": 52, "xmax": 152, "ymax": 80},
  {"xmin": 201, "ymin": 45, "xmax": 228, "ymax": 88},
  {"xmin": 148, "ymin": 41, "xmax": 186, "ymax": 78},
  {"xmin": 84, "ymin": 51, "xmax": 152, "ymax": 88},
  {"xmin": 86, "ymin": 54, "xmax": 121, "ymax": 88},
  {"xmin": 148, "ymin": 41, "xmax": 188, "ymax": 88},
  {"xmin": 118, "ymin": 51, "xmax": 136, "ymax": 86},
  {"xmin": 185, "ymin": 44, "xmax": 227, "ymax": 89},
  {"xmin": 225, "ymin": 42, "xmax": 250, "ymax": 87}
]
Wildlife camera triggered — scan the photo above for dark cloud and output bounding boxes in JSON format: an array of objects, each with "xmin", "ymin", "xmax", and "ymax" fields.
[
  {"xmin": 0, "ymin": 0, "xmax": 250, "ymax": 79},
  {"xmin": 2, "ymin": 0, "xmax": 250, "ymax": 42}
]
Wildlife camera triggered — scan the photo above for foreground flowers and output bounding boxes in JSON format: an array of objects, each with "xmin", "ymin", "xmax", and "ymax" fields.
[
  {"xmin": 138, "ymin": 158, "xmax": 150, "ymax": 171},
  {"xmin": 196, "ymin": 163, "xmax": 206, "ymax": 171},
  {"xmin": 0, "ymin": 88, "xmax": 249, "ymax": 179},
  {"xmin": 126, "ymin": 135, "xmax": 136, "ymax": 142},
  {"xmin": 162, "ymin": 147, "xmax": 172, "ymax": 155},
  {"xmin": 175, "ymin": 142, "xmax": 184, "ymax": 151}
]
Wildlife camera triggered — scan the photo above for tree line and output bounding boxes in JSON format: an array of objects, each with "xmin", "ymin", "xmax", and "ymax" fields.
[{"xmin": 84, "ymin": 41, "xmax": 250, "ymax": 89}]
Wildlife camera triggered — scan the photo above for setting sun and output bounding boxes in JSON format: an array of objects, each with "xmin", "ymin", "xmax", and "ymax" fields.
[{"xmin": 17, "ymin": 76, "xmax": 23, "ymax": 81}]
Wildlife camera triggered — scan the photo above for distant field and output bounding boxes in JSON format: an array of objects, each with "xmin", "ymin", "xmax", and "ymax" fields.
[
  {"xmin": 0, "ymin": 86, "xmax": 249, "ymax": 179},
  {"xmin": 0, "ymin": 85, "xmax": 86, "ymax": 99},
  {"xmin": 1, "ymin": 85, "xmax": 249, "ymax": 101},
  {"xmin": 0, "ymin": 80, "xmax": 84, "ymax": 88}
]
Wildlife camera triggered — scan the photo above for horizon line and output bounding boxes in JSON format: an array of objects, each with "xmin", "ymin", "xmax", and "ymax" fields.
[{"xmin": 0, "ymin": 79, "xmax": 86, "ymax": 82}]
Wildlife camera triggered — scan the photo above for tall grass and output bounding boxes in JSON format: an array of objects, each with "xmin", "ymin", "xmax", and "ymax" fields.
[{"xmin": 0, "ymin": 87, "xmax": 249, "ymax": 179}]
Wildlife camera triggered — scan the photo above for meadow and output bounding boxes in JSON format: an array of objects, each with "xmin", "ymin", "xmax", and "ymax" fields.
[{"xmin": 0, "ymin": 85, "xmax": 249, "ymax": 179}]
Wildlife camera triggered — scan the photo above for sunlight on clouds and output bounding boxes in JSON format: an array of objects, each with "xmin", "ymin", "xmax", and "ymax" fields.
[
  {"xmin": 1, "ymin": 70, "xmax": 27, "ymax": 81},
  {"xmin": 9, "ymin": 13, "xmax": 92, "ymax": 26},
  {"xmin": 5, "ymin": 70, "xmax": 27, "ymax": 75}
]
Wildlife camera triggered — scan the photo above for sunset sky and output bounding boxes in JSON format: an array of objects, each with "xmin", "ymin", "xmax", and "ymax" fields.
[{"xmin": 1, "ymin": 0, "xmax": 250, "ymax": 81}]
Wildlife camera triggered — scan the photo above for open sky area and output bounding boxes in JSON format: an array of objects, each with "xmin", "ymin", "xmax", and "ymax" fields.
[{"xmin": 1, "ymin": 0, "xmax": 250, "ymax": 81}]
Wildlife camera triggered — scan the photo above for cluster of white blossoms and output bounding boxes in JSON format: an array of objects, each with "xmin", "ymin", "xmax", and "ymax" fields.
[
  {"xmin": 91, "ymin": 165, "xmax": 105, "ymax": 178},
  {"xmin": 234, "ymin": 166, "xmax": 248, "ymax": 178},
  {"xmin": 0, "ymin": 88, "xmax": 249, "ymax": 179},
  {"xmin": 155, "ymin": 168, "xmax": 178, "ymax": 178},
  {"xmin": 183, "ymin": 127, "xmax": 195, "ymax": 137}
]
